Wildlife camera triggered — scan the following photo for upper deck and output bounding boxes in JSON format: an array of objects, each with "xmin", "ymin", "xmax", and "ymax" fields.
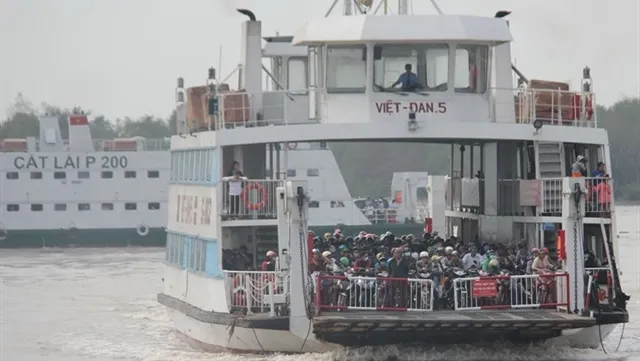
[{"xmin": 176, "ymin": 11, "xmax": 603, "ymax": 147}]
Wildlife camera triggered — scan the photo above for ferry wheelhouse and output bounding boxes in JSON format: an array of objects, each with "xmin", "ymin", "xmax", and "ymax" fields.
[
  {"xmin": 159, "ymin": 0, "xmax": 629, "ymax": 353},
  {"xmin": 0, "ymin": 114, "xmax": 170, "ymax": 247}
]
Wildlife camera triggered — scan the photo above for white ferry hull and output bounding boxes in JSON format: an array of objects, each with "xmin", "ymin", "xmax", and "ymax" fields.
[{"xmin": 165, "ymin": 307, "xmax": 339, "ymax": 353}]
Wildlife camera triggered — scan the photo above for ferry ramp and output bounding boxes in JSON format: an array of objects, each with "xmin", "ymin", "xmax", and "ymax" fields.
[{"xmin": 312, "ymin": 310, "xmax": 595, "ymax": 345}]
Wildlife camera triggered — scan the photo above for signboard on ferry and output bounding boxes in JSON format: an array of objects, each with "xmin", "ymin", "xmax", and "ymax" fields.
[
  {"xmin": 374, "ymin": 100, "xmax": 447, "ymax": 115},
  {"xmin": 13, "ymin": 155, "xmax": 129, "ymax": 170}
]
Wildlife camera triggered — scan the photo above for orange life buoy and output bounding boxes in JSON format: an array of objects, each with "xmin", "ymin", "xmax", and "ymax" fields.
[
  {"xmin": 287, "ymin": 142, "xmax": 297, "ymax": 150},
  {"xmin": 241, "ymin": 182, "xmax": 267, "ymax": 210}
]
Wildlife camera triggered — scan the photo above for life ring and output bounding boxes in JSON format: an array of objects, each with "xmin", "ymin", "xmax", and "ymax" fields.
[
  {"xmin": 242, "ymin": 183, "xmax": 267, "ymax": 211},
  {"xmin": 287, "ymin": 142, "xmax": 297, "ymax": 150},
  {"xmin": 137, "ymin": 224, "xmax": 150, "ymax": 237},
  {"xmin": 0, "ymin": 228, "xmax": 7, "ymax": 241}
]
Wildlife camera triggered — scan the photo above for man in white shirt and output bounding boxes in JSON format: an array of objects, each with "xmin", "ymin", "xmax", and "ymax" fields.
[
  {"xmin": 222, "ymin": 170, "xmax": 248, "ymax": 217},
  {"xmin": 462, "ymin": 245, "xmax": 484, "ymax": 270}
]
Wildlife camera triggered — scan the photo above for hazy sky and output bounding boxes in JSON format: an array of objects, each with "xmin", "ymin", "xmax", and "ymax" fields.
[{"xmin": 1, "ymin": 0, "xmax": 639, "ymax": 120}]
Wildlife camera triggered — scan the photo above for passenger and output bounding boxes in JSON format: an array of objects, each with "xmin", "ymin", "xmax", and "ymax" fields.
[
  {"xmin": 388, "ymin": 248, "xmax": 410, "ymax": 278},
  {"xmin": 526, "ymin": 248, "xmax": 540, "ymax": 274},
  {"xmin": 227, "ymin": 160, "xmax": 244, "ymax": 177},
  {"xmin": 571, "ymin": 155, "xmax": 588, "ymax": 177},
  {"xmin": 595, "ymin": 175, "xmax": 612, "ymax": 212},
  {"xmin": 222, "ymin": 170, "xmax": 248, "ymax": 217},
  {"xmin": 487, "ymin": 259, "xmax": 501, "ymax": 275},
  {"xmin": 417, "ymin": 251, "xmax": 431, "ymax": 271},
  {"xmin": 390, "ymin": 64, "xmax": 422, "ymax": 91},
  {"xmin": 448, "ymin": 251, "xmax": 463, "ymax": 269},
  {"xmin": 531, "ymin": 248, "xmax": 553, "ymax": 274},
  {"xmin": 462, "ymin": 245, "xmax": 484, "ymax": 270},
  {"xmin": 353, "ymin": 252, "xmax": 372, "ymax": 271},
  {"xmin": 591, "ymin": 162, "xmax": 606, "ymax": 178},
  {"xmin": 309, "ymin": 249, "xmax": 328, "ymax": 273},
  {"xmin": 261, "ymin": 250, "xmax": 277, "ymax": 271}
]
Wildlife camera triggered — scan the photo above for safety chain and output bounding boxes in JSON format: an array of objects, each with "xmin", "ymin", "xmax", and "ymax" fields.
[
  {"xmin": 296, "ymin": 194, "xmax": 314, "ymax": 320},
  {"xmin": 572, "ymin": 183, "xmax": 581, "ymax": 314}
]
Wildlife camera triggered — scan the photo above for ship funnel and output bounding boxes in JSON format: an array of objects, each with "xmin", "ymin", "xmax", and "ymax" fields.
[{"xmin": 237, "ymin": 9, "xmax": 256, "ymax": 21}]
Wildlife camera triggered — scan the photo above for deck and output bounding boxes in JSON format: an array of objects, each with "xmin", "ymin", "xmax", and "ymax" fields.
[{"xmin": 312, "ymin": 310, "xmax": 596, "ymax": 345}]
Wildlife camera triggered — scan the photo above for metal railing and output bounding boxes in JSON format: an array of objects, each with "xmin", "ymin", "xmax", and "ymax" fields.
[
  {"xmin": 496, "ymin": 177, "xmax": 613, "ymax": 218},
  {"xmin": 0, "ymin": 138, "xmax": 171, "ymax": 152},
  {"xmin": 220, "ymin": 179, "xmax": 283, "ymax": 221},
  {"xmin": 224, "ymin": 270, "xmax": 289, "ymax": 316},
  {"xmin": 214, "ymin": 89, "xmax": 319, "ymax": 129},
  {"xmin": 314, "ymin": 274, "xmax": 435, "ymax": 312},
  {"xmin": 492, "ymin": 87, "xmax": 597, "ymax": 127},
  {"xmin": 452, "ymin": 273, "xmax": 570, "ymax": 311}
]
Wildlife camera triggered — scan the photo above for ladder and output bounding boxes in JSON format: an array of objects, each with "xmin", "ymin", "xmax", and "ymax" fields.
[{"xmin": 536, "ymin": 141, "xmax": 564, "ymax": 214}]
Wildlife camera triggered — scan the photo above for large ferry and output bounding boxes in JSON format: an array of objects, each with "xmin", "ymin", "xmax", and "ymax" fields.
[
  {"xmin": 0, "ymin": 115, "xmax": 170, "ymax": 248},
  {"xmin": 158, "ymin": 0, "xmax": 629, "ymax": 353}
]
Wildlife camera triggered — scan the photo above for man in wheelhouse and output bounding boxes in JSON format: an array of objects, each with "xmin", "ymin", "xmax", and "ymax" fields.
[{"xmin": 389, "ymin": 63, "xmax": 423, "ymax": 91}]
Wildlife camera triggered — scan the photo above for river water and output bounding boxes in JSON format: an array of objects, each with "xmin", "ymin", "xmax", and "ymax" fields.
[{"xmin": 1, "ymin": 206, "xmax": 639, "ymax": 361}]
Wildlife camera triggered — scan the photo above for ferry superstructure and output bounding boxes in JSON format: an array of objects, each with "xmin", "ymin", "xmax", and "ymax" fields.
[
  {"xmin": 0, "ymin": 115, "xmax": 170, "ymax": 247},
  {"xmin": 158, "ymin": 0, "xmax": 629, "ymax": 353}
]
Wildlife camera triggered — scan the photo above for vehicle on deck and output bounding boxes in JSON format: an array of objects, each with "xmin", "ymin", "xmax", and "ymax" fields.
[{"xmin": 158, "ymin": 0, "xmax": 629, "ymax": 353}]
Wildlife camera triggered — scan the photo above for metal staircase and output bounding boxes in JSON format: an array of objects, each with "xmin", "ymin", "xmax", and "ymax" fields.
[{"xmin": 536, "ymin": 141, "xmax": 564, "ymax": 215}]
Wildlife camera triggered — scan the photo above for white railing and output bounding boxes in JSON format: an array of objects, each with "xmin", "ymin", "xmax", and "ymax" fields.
[
  {"xmin": 492, "ymin": 87, "xmax": 597, "ymax": 128},
  {"xmin": 224, "ymin": 270, "xmax": 289, "ymax": 316},
  {"xmin": 220, "ymin": 179, "xmax": 283, "ymax": 221},
  {"xmin": 497, "ymin": 177, "xmax": 613, "ymax": 217},
  {"xmin": 452, "ymin": 273, "xmax": 570, "ymax": 311},
  {"xmin": 214, "ymin": 89, "xmax": 319, "ymax": 129},
  {"xmin": 0, "ymin": 138, "xmax": 171, "ymax": 153},
  {"xmin": 315, "ymin": 274, "xmax": 435, "ymax": 312}
]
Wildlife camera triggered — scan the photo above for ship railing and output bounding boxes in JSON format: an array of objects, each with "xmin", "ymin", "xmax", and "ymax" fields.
[
  {"xmin": 314, "ymin": 274, "xmax": 435, "ymax": 312},
  {"xmin": 452, "ymin": 273, "xmax": 570, "ymax": 311},
  {"xmin": 0, "ymin": 138, "xmax": 171, "ymax": 153},
  {"xmin": 220, "ymin": 179, "xmax": 283, "ymax": 221},
  {"xmin": 496, "ymin": 177, "xmax": 613, "ymax": 218},
  {"xmin": 224, "ymin": 270, "xmax": 290, "ymax": 317},
  {"xmin": 491, "ymin": 87, "xmax": 597, "ymax": 128},
  {"xmin": 214, "ymin": 89, "xmax": 321, "ymax": 130}
]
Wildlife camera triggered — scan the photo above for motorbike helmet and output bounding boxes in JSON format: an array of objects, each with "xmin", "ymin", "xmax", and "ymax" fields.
[
  {"xmin": 339, "ymin": 245, "xmax": 348, "ymax": 252},
  {"xmin": 489, "ymin": 259, "xmax": 500, "ymax": 268},
  {"xmin": 329, "ymin": 245, "xmax": 336, "ymax": 253},
  {"xmin": 311, "ymin": 248, "xmax": 320, "ymax": 254},
  {"xmin": 266, "ymin": 250, "xmax": 277, "ymax": 257},
  {"xmin": 431, "ymin": 255, "xmax": 440, "ymax": 262},
  {"xmin": 445, "ymin": 246, "xmax": 454, "ymax": 254},
  {"xmin": 540, "ymin": 247, "xmax": 549, "ymax": 254},
  {"xmin": 452, "ymin": 250, "xmax": 459, "ymax": 257},
  {"xmin": 411, "ymin": 252, "xmax": 419, "ymax": 260},
  {"xmin": 376, "ymin": 252, "xmax": 384, "ymax": 260},
  {"xmin": 531, "ymin": 247, "xmax": 539, "ymax": 253},
  {"xmin": 324, "ymin": 233, "xmax": 332, "ymax": 240},
  {"xmin": 322, "ymin": 251, "xmax": 331, "ymax": 258},
  {"xmin": 419, "ymin": 251, "xmax": 429, "ymax": 259},
  {"xmin": 340, "ymin": 257, "xmax": 350, "ymax": 266}
]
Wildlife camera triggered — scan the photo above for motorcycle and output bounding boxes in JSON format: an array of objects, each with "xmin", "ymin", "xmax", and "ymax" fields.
[
  {"xmin": 536, "ymin": 268, "xmax": 557, "ymax": 307},
  {"xmin": 415, "ymin": 271, "xmax": 433, "ymax": 310},
  {"xmin": 496, "ymin": 269, "xmax": 511, "ymax": 305},
  {"xmin": 443, "ymin": 267, "xmax": 468, "ymax": 309},
  {"xmin": 354, "ymin": 269, "xmax": 377, "ymax": 308}
]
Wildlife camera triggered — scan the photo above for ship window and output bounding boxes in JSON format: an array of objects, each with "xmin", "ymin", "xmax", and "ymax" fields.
[
  {"xmin": 326, "ymin": 46, "xmax": 366, "ymax": 93},
  {"xmin": 53, "ymin": 172, "xmax": 66, "ymax": 179},
  {"xmin": 30, "ymin": 172, "xmax": 42, "ymax": 179},
  {"xmin": 77, "ymin": 171, "xmax": 90, "ymax": 179},
  {"xmin": 455, "ymin": 45, "xmax": 488, "ymax": 93},
  {"xmin": 330, "ymin": 201, "xmax": 345, "ymax": 208},
  {"xmin": 101, "ymin": 171, "xmax": 113, "ymax": 179},
  {"xmin": 148, "ymin": 202, "xmax": 161, "ymax": 210},
  {"xmin": 125, "ymin": 202, "xmax": 137, "ymax": 210},
  {"xmin": 31, "ymin": 204, "xmax": 43, "ymax": 211},
  {"xmin": 373, "ymin": 44, "xmax": 449, "ymax": 92},
  {"xmin": 124, "ymin": 170, "xmax": 136, "ymax": 178},
  {"xmin": 307, "ymin": 168, "xmax": 320, "ymax": 177},
  {"xmin": 287, "ymin": 169, "xmax": 297, "ymax": 177},
  {"xmin": 147, "ymin": 170, "xmax": 160, "ymax": 178},
  {"xmin": 6, "ymin": 172, "xmax": 18, "ymax": 179},
  {"xmin": 425, "ymin": 45, "xmax": 449, "ymax": 90},
  {"xmin": 373, "ymin": 45, "xmax": 418, "ymax": 91},
  {"xmin": 78, "ymin": 203, "xmax": 91, "ymax": 211},
  {"xmin": 288, "ymin": 57, "xmax": 308, "ymax": 92},
  {"xmin": 101, "ymin": 203, "xmax": 114, "ymax": 211},
  {"xmin": 54, "ymin": 203, "xmax": 67, "ymax": 211},
  {"xmin": 7, "ymin": 204, "xmax": 19, "ymax": 212},
  {"xmin": 309, "ymin": 200, "xmax": 320, "ymax": 208}
]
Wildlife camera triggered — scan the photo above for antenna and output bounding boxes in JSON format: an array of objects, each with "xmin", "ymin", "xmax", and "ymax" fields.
[
  {"xmin": 218, "ymin": 45, "xmax": 223, "ymax": 86},
  {"xmin": 429, "ymin": 0, "xmax": 443, "ymax": 14}
]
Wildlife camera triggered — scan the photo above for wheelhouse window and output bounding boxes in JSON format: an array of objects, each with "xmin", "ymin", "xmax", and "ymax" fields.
[
  {"xmin": 6, "ymin": 172, "xmax": 19, "ymax": 179},
  {"xmin": 30, "ymin": 172, "xmax": 42, "ymax": 179},
  {"xmin": 125, "ymin": 203, "xmax": 137, "ymax": 210},
  {"xmin": 101, "ymin": 203, "xmax": 114, "ymax": 211},
  {"xmin": 287, "ymin": 57, "xmax": 308, "ymax": 92},
  {"xmin": 373, "ymin": 44, "xmax": 450, "ymax": 92},
  {"xmin": 77, "ymin": 171, "xmax": 90, "ymax": 179},
  {"xmin": 7, "ymin": 204, "xmax": 19, "ymax": 212},
  {"xmin": 455, "ymin": 45, "xmax": 488, "ymax": 93},
  {"xmin": 148, "ymin": 170, "xmax": 160, "ymax": 178},
  {"xmin": 326, "ymin": 46, "xmax": 366, "ymax": 93},
  {"xmin": 148, "ymin": 202, "xmax": 160, "ymax": 210},
  {"xmin": 54, "ymin": 203, "xmax": 67, "ymax": 211}
]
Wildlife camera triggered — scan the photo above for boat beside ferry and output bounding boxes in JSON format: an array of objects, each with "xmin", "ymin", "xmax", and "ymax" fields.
[{"xmin": 158, "ymin": 0, "xmax": 629, "ymax": 353}]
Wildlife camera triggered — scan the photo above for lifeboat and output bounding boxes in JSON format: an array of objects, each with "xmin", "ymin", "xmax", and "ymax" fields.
[{"xmin": 0, "ymin": 138, "xmax": 28, "ymax": 152}]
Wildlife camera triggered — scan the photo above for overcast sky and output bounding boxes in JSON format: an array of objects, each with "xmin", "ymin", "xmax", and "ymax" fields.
[{"xmin": 1, "ymin": 0, "xmax": 638, "ymax": 119}]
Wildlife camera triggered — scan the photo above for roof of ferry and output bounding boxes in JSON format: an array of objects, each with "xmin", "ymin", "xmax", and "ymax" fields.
[{"xmin": 292, "ymin": 14, "xmax": 512, "ymax": 45}]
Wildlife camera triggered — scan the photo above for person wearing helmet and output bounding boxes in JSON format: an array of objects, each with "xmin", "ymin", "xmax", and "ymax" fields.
[
  {"xmin": 487, "ymin": 258, "xmax": 501, "ymax": 275},
  {"xmin": 448, "ymin": 250, "xmax": 463, "ymax": 269},
  {"xmin": 261, "ymin": 250, "xmax": 278, "ymax": 271},
  {"xmin": 526, "ymin": 248, "xmax": 540, "ymax": 274},
  {"xmin": 571, "ymin": 155, "xmax": 588, "ymax": 177},
  {"xmin": 417, "ymin": 251, "xmax": 431, "ymax": 271},
  {"xmin": 532, "ymin": 247, "xmax": 552, "ymax": 274},
  {"xmin": 439, "ymin": 246, "xmax": 455, "ymax": 270},
  {"xmin": 339, "ymin": 257, "xmax": 351, "ymax": 270},
  {"xmin": 308, "ymin": 248, "xmax": 328, "ymax": 273}
]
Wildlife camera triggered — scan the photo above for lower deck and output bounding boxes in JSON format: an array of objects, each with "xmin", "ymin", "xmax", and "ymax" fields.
[{"xmin": 312, "ymin": 309, "xmax": 596, "ymax": 345}]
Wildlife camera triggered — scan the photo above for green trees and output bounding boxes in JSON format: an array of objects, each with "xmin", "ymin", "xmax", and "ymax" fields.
[{"xmin": 1, "ymin": 94, "xmax": 638, "ymax": 201}]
